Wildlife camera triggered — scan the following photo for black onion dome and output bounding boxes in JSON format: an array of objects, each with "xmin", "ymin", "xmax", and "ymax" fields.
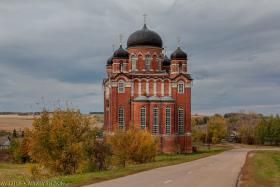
[
  {"xmin": 163, "ymin": 55, "xmax": 171, "ymax": 66},
  {"xmin": 107, "ymin": 56, "xmax": 113, "ymax": 65},
  {"xmin": 171, "ymin": 47, "xmax": 187, "ymax": 60},
  {"xmin": 113, "ymin": 45, "xmax": 129, "ymax": 59},
  {"xmin": 127, "ymin": 24, "xmax": 163, "ymax": 48}
]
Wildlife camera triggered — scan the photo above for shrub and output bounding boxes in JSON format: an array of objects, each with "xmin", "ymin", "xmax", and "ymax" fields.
[
  {"xmin": 110, "ymin": 128, "xmax": 158, "ymax": 167},
  {"xmin": 84, "ymin": 129, "xmax": 112, "ymax": 171}
]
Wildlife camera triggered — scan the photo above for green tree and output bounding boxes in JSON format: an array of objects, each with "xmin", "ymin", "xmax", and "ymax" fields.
[
  {"xmin": 270, "ymin": 115, "xmax": 280, "ymax": 145},
  {"xmin": 255, "ymin": 118, "xmax": 268, "ymax": 145}
]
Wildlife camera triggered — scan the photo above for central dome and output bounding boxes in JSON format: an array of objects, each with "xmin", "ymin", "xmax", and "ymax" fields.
[{"xmin": 127, "ymin": 24, "xmax": 162, "ymax": 48}]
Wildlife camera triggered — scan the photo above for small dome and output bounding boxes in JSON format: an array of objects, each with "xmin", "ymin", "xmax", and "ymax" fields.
[
  {"xmin": 127, "ymin": 24, "xmax": 162, "ymax": 48},
  {"xmin": 113, "ymin": 45, "xmax": 129, "ymax": 59},
  {"xmin": 106, "ymin": 56, "xmax": 113, "ymax": 65},
  {"xmin": 171, "ymin": 47, "xmax": 187, "ymax": 60},
  {"xmin": 163, "ymin": 55, "xmax": 171, "ymax": 66}
]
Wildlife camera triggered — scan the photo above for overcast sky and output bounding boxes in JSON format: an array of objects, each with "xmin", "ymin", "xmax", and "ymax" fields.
[{"xmin": 0, "ymin": 0, "xmax": 279, "ymax": 115}]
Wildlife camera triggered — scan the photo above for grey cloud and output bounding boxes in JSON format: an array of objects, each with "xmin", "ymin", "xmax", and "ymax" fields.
[{"xmin": 0, "ymin": 0, "xmax": 279, "ymax": 114}]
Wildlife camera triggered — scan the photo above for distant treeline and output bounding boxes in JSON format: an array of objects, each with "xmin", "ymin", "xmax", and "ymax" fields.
[
  {"xmin": 0, "ymin": 112, "xmax": 104, "ymax": 115},
  {"xmin": 0, "ymin": 112, "xmax": 41, "ymax": 116},
  {"xmin": 89, "ymin": 112, "xmax": 104, "ymax": 114},
  {"xmin": 192, "ymin": 112, "xmax": 280, "ymax": 145}
]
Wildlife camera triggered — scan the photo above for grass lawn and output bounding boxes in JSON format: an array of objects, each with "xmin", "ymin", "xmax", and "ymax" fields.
[
  {"xmin": 240, "ymin": 150, "xmax": 280, "ymax": 187},
  {"xmin": 0, "ymin": 145, "xmax": 230, "ymax": 187}
]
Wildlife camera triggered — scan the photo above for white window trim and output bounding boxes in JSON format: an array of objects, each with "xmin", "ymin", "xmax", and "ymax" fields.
[
  {"xmin": 120, "ymin": 63, "xmax": 124, "ymax": 72},
  {"xmin": 178, "ymin": 107, "xmax": 184, "ymax": 134},
  {"xmin": 157, "ymin": 57, "xmax": 161, "ymax": 71},
  {"xmin": 165, "ymin": 107, "xmax": 171, "ymax": 134},
  {"xmin": 118, "ymin": 107, "xmax": 125, "ymax": 129},
  {"xmin": 118, "ymin": 80, "xmax": 125, "ymax": 93},
  {"xmin": 131, "ymin": 55, "xmax": 137, "ymax": 71},
  {"xmin": 152, "ymin": 107, "xmax": 159, "ymax": 134},
  {"xmin": 145, "ymin": 55, "xmax": 151, "ymax": 71},
  {"xmin": 178, "ymin": 81, "xmax": 184, "ymax": 94},
  {"xmin": 140, "ymin": 107, "xmax": 146, "ymax": 129}
]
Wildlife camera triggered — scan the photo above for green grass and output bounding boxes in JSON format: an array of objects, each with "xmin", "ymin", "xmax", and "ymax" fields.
[
  {"xmin": 240, "ymin": 150, "xmax": 280, "ymax": 187},
  {"xmin": 0, "ymin": 145, "xmax": 230, "ymax": 187}
]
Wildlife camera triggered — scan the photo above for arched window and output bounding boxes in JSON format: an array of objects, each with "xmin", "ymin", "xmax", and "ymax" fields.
[
  {"xmin": 140, "ymin": 107, "xmax": 146, "ymax": 129},
  {"xmin": 118, "ymin": 80, "xmax": 125, "ymax": 93},
  {"xmin": 118, "ymin": 107, "xmax": 125, "ymax": 129},
  {"xmin": 152, "ymin": 107, "xmax": 159, "ymax": 134},
  {"xmin": 178, "ymin": 81, "xmax": 184, "ymax": 94},
  {"xmin": 131, "ymin": 55, "xmax": 137, "ymax": 71},
  {"xmin": 178, "ymin": 107, "xmax": 184, "ymax": 134},
  {"xmin": 165, "ymin": 107, "xmax": 171, "ymax": 134},
  {"xmin": 145, "ymin": 55, "xmax": 151, "ymax": 70}
]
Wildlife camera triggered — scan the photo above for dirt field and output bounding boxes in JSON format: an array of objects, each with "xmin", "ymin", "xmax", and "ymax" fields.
[
  {"xmin": 0, "ymin": 114, "xmax": 104, "ymax": 131},
  {"xmin": 0, "ymin": 115, "xmax": 34, "ymax": 131}
]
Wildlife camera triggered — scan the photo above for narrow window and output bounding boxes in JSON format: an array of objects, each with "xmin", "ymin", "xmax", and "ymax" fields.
[
  {"xmin": 120, "ymin": 63, "xmax": 124, "ymax": 72},
  {"xmin": 178, "ymin": 81, "xmax": 184, "ymax": 94},
  {"xmin": 178, "ymin": 108, "xmax": 184, "ymax": 134},
  {"xmin": 140, "ymin": 107, "xmax": 146, "ymax": 129},
  {"xmin": 179, "ymin": 62, "xmax": 183, "ymax": 73},
  {"xmin": 145, "ymin": 55, "xmax": 151, "ymax": 70},
  {"xmin": 157, "ymin": 57, "xmax": 161, "ymax": 70},
  {"xmin": 152, "ymin": 107, "xmax": 159, "ymax": 134},
  {"xmin": 118, "ymin": 107, "xmax": 125, "ymax": 129},
  {"xmin": 131, "ymin": 55, "xmax": 137, "ymax": 71},
  {"xmin": 165, "ymin": 107, "xmax": 171, "ymax": 134},
  {"xmin": 118, "ymin": 81, "xmax": 125, "ymax": 93}
]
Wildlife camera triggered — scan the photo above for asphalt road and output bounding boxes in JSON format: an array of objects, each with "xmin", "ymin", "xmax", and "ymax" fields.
[{"xmin": 85, "ymin": 148, "xmax": 249, "ymax": 187}]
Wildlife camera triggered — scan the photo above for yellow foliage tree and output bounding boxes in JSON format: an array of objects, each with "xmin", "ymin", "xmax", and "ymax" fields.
[
  {"xmin": 29, "ymin": 109, "xmax": 90, "ymax": 174},
  {"xmin": 207, "ymin": 114, "xmax": 228, "ymax": 144},
  {"xmin": 110, "ymin": 128, "xmax": 158, "ymax": 167}
]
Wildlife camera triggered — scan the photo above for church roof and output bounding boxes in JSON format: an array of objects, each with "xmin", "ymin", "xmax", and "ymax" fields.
[
  {"xmin": 163, "ymin": 55, "xmax": 171, "ymax": 66},
  {"xmin": 127, "ymin": 24, "xmax": 163, "ymax": 48},
  {"xmin": 171, "ymin": 47, "xmax": 187, "ymax": 60},
  {"xmin": 113, "ymin": 45, "xmax": 129, "ymax": 59},
  {"xmin": 106, "ymin": 56, "xmax": 113, "ymax": 65}
]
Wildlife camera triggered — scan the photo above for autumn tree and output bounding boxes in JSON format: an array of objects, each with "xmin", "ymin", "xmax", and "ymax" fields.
[
  {"xmin": 191, "ymin": 119, "xmax": 206, "ymax": 143},
  {"xmin": 83, "ymin": 128, "xmax": 112, "ymax": 171},
  {"xmin": 235, "ymin": 113, "xmax": 261, "ymax": 144},
  {"xmin": 29, "ymin": 109, "xmax": 90, "ymax": 174},
  {"xmin": 207, "ymin": 114, "xmax": 227, "ymax": 144},
  {"xmin": 9, "ymin": 128, "xmax": 31, "ymax": 163},
  {"xmin": 110, "ymin": 128, "xmax": 158, "ymax": 167}
]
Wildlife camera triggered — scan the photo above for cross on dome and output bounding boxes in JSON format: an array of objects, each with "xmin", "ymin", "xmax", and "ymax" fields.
[{"xmin": 143, "ymin": 13, "xmax": 147, "ymax": 25}]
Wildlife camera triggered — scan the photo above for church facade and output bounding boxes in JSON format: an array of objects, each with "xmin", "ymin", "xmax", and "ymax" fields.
[{"xmin": 103, "ymin": 22, "xmax": 193, "ymax": 153}]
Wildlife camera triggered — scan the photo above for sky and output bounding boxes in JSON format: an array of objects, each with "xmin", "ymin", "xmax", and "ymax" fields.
[{"xmin": 0, "ymin": 0, "xmax": 280, "ymax": 115}]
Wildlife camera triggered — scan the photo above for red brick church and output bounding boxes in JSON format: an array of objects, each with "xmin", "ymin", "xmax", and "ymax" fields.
[{"xmin": 103, "ymin": 20, "xmax": 193, "ymax": 153}]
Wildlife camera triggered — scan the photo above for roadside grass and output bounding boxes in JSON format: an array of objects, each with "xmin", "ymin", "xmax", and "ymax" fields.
[
  {"xmin": 240, "ymin": 150, "xmax": 280, "ymax": 187},
  {"xmin": 0, "ymin": 145, "xmax": 230, "ymax": 187}
]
